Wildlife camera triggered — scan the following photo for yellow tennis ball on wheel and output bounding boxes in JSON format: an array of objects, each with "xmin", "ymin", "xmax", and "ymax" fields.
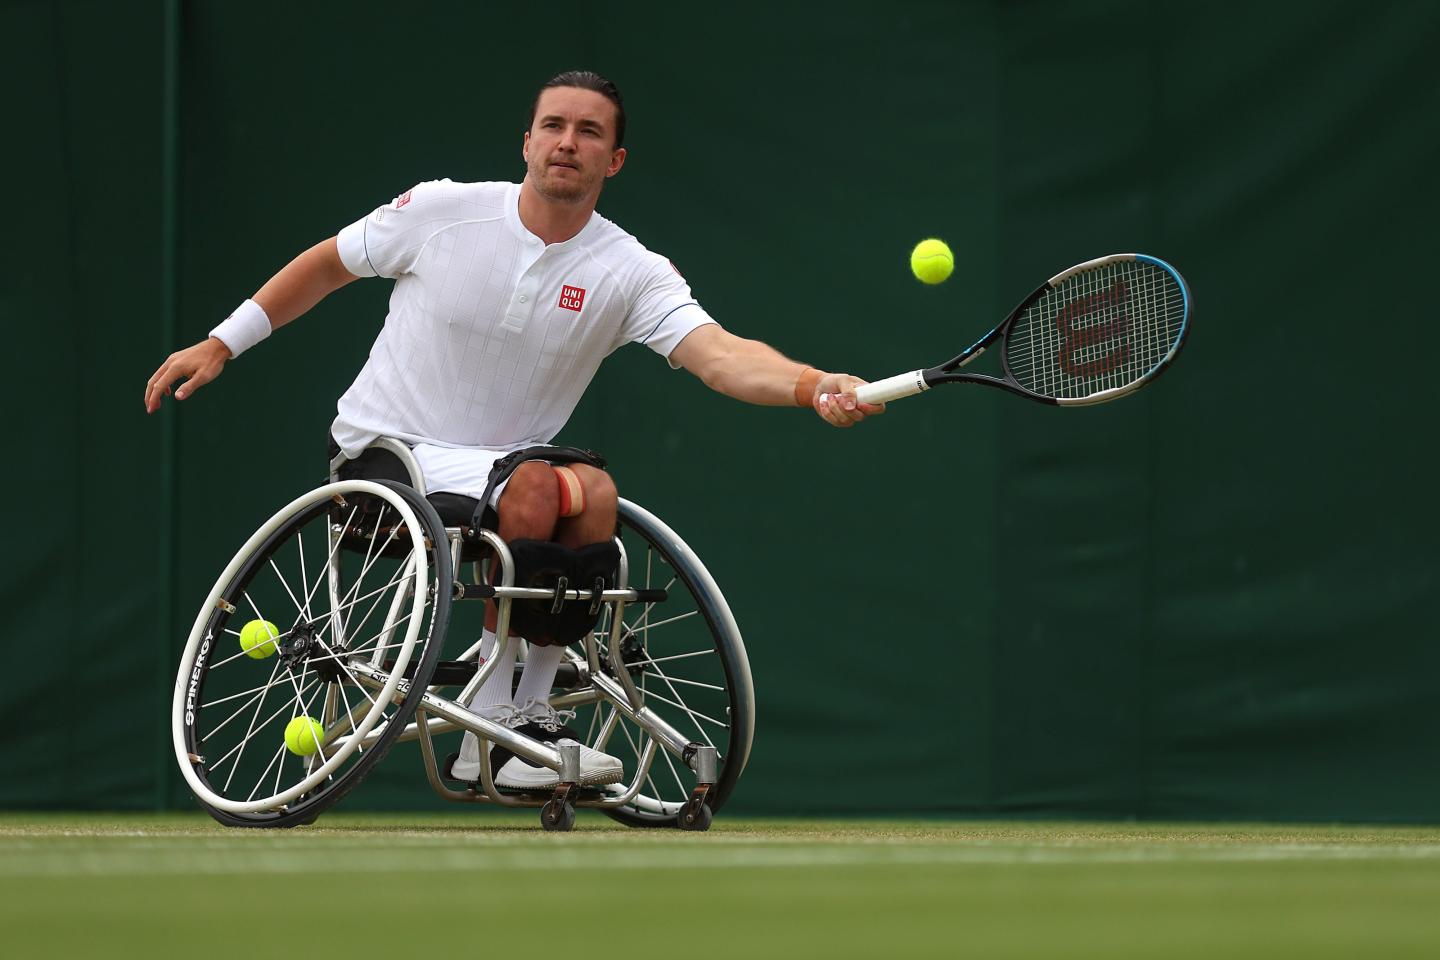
[
  {"xmin": 284, "ymin": 716, "xmax": 326, "ymax": 756},
  {"xmin": 239, "ymin": 619, "xmax": 280, "ymax": 659},
  {"xmin": 910, "ymin": 238, "xmax": 954, "ymax": 285}
]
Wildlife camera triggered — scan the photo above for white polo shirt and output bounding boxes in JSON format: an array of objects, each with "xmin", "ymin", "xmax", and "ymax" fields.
[{"xmin": 330, "ymin": 179, "xmax": 716, "ymax": 474}]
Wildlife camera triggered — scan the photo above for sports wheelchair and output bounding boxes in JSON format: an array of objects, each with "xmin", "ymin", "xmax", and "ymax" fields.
[{"xmin": 171, "ymin": 440, "xmax": 754, "ymax": 831}]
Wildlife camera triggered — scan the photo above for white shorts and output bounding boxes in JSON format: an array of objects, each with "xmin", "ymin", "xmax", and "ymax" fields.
[{"xmin": 412, "ymin": 443, "xmax": 523, "ymax": 507}]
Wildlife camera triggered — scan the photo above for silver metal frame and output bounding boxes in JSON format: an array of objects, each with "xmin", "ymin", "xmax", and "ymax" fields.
[{"xmin": 324, "ymin": 441, "xmax": 718, "ymax": 813}]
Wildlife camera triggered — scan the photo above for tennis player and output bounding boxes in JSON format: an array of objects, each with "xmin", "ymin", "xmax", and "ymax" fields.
[{"xmin": 145, "ymin": 70, "xmax": 883, "ymax": 787}]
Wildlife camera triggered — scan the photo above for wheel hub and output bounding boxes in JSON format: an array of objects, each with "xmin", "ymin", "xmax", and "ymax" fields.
[
  {"xmin": 600, "ymin": 633, "xmax": 648, "ymax": 678},
  {"xmin": 281, "ymin": 620, "xmax": 345, "ymax": 681}
]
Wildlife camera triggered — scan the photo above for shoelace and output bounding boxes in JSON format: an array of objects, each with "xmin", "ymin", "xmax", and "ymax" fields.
[
  {"xmin": 479, "ymin": 703, "xmax": 524, "ymax": 729},
  {"xmin": 514, "ymin": 696, "xmax": 577, "ymax": 734}
]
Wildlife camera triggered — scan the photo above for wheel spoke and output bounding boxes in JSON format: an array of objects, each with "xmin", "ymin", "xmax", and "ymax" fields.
[
  {"xmin": 624, "ymin": 575, "xmax": 679, "ymax": 629},
  {"xmin": 312, "ymin": 635, "xmax": 383, "ymax": 715},
  {"xmin": 206, "ymin": 627, "xmax": 296, "ymax": 672},
  {"xmin": 658, "ymin": 734, "xmax": 688, "ymax": 797},
  {"xmin": 299, "ymin": 505, "xmax": 358, "ymax": 624},
  {"xmin": 205, "ymin": 664, "xmax": 283, "ymax": 741},
  {"xmin": 621, "ymin": 609, "xmax": 699, "ymax": 635},
  {"xmin": 247, "ymin": 742, "xmax": 289, "ymax": 803},
  {"xmin": 333, "ymin": 671, "xmax": 364, "ymax": 757},
  {"xmin": 322, "ymin": 564, "xmax": 417, "ymax": 662},
  {"xmin": 304, "ymin": 638, "xmax": 408, "ymax": 669},
  {"xmin": 654, "ymin": 675, "xmax": 723, "ymax": 692},
  {"xmin": 295, "ymin": 529, "xmax": 311, "ymax": 620},
  {"xmin": 645, "ymin": 664, "xmax": 721, "ymax": 752},
  {"xmin": 220, "ymin": 656, "xmax": 285, "ymax": 791},
  {"xmin": 313, "ymin": 568, "xmax": 414, "ymax": 640},
  {"xmin": 637, "ymin": 687, "xmax": 729, "ymax": 733},
  {"xmin": 211, "ymin": 677, "xmax": 319, "ymax": 778},
  {"xmin": 627, "ymin": 648, "xmax": 714, "ymax": 668},
  {"xmin": 201, "ymin": 679, "xmax": 283, "ymax": 711},
  {"xmin": 322, "ymin": 568, "xmax": 417, "ymax": 662},
  {"xmin": 266, "ymin": 555, "xmax": 309, "ymax": 624},
  {"xmin": 332, "ymin": 511, "xmax": 403, "ymax": 618}
]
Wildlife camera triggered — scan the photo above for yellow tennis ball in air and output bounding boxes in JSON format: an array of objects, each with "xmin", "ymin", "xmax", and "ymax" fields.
[
  {"xmin": 239, "ymin": 619, "xmax": 280, "ymax": 659},
  {"xmin": 910, "ymin": 238, "xmax": 954, "ymax": 285},
  {"xmin": 284, "ymin": 716, "xmax": 326, "ymax": 756}
]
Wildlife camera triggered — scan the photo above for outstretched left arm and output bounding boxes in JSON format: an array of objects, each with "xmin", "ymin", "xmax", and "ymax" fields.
[{"xmin": 668, "ymin": 323, "xmax": 884, "ymax": 428}]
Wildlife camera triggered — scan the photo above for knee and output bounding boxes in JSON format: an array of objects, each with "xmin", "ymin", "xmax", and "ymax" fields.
[
  {"xmin": 499, "ymin": 462, "xmax": 560, "ymax": 532},
  {"xmin": 573, "ymin": 464, "xmax": 617, "ymax": 513}
]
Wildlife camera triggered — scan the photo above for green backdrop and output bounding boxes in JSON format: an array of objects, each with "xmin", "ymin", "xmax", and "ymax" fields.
[{"xmin": 5, "ymin": 0, "xmax": 1437, "ymax": 820}]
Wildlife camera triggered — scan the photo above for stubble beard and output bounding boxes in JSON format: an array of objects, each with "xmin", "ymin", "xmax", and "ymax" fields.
[{"xmin": 529, "ymin": 155, "xmax": 599, "ymax": 204}]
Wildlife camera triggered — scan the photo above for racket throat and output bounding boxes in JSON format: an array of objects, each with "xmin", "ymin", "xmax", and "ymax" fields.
[{"xmin": 953, "ymin": 345, "xmax": 987, "ymax": 369}]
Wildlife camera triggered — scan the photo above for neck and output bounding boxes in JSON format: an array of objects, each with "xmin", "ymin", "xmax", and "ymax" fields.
[{"xmin": 518, "ymin": 178, "xmax": 597, "ymax": 245}]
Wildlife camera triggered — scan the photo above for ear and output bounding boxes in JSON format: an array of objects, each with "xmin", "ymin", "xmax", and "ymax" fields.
[
  {"xmin": 522, "ymin": 131, "xmax": 531, "ymax": 162},
  {"xmin": 606, "ymin": 147, "xmax": 627, "ymax": 178}
]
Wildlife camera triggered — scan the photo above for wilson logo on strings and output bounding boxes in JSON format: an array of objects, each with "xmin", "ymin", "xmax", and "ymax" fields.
[{"xmin": 1057, "ymin": 278, "xmax": 1131, "ymax": 377}]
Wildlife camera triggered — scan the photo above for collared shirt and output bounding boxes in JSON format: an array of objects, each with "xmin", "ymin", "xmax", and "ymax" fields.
[{"xmin": 331, "ymin": 179, "xmax": 714, "ymax": 458}]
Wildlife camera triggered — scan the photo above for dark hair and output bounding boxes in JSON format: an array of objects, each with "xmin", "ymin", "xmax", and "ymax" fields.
[{"xmin": 529, "ymin": 70, "xmax": 626, "ymax": 149}]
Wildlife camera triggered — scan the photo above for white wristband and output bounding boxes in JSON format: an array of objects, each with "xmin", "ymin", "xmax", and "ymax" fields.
[{"xmin": 209, "ymin": 299, "xmax": 272, "ymax": 358}]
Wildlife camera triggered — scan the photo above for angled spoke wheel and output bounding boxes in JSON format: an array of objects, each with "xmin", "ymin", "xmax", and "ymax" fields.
[
  {"xmin": 173, "ymin": 479, "xmax": 451, "ymax": 827},
  {"xmin": 567, "ymin": 499, "xmax": 754, "ymax": 827}
]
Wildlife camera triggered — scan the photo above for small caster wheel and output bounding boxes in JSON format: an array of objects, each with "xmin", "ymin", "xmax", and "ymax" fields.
[
  {"xmin": 677, "ymin": 798, "xmax": 713, "ymax": 831},
  {"xmin": 541, "ymin": 799, "xmax": 576, "ymax": 832}
]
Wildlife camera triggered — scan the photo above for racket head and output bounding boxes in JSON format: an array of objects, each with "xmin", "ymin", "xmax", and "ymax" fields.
[{"xmin": 991, "ymin": 253, "xmax": 1191, "ymax": 405}]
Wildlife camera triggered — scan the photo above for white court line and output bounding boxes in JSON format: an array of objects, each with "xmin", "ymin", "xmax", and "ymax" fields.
[{"xmin": 4, "ymin": 838, "xmax": 1440, "ymax": 878}]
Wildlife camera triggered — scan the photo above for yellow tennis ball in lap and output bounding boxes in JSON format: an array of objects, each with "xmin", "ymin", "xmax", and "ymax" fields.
[
  {"xmin": 239, "ymin": 619, "xmax": 280, "ymax": 659},
  {"xmin": 285, "ymin": 716, "xmax": 326, "ymax": 756},
  {"xmin": 910, "ymin": 238, "xmax": 954, "ymax": 285}
]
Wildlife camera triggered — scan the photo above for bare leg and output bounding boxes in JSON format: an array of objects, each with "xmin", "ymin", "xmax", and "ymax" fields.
[
  {"xmin": 485, "ymin": 462, "xmax": 561, "ymax": 632},
  {"xmin": 554, "ymin": 464, "xmax": 618, "ymax": 549}
]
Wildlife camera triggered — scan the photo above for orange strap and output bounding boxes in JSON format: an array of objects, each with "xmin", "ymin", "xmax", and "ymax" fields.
[
  {"xmin": 554, "ymin": 466, "xmax": 586, "ymax": 517},
  {"xmin": 794, "ymin": 367, "xmax": 824, "ymax": 407}
]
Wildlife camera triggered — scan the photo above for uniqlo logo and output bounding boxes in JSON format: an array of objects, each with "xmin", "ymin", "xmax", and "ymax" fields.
[
  {"xmin": 558, "ymin": 284, "xmax": 586, "ymax": 312},
  {"xmin": 395, "ymin": 189, "xmax": 413, "ymax": 209}
]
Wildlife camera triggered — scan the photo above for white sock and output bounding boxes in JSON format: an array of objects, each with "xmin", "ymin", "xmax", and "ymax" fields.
[
  {"xmin": 512, "ymin": 642, "xmax": 565, "ymax": 710},
  {"xmin": 457, "ymin": 630, "xmax": 515, "ymax": 764}
]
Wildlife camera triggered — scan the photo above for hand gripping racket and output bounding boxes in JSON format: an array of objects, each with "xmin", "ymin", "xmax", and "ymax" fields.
[{"xmin": 855, "ymin": 254, "xmax": 1191, "ymax": 407}]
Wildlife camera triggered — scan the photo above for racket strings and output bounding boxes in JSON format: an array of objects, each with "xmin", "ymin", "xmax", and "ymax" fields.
[{"xmin": 1005, "ymin": 260, "xmax": 1184, "ymax": 400}]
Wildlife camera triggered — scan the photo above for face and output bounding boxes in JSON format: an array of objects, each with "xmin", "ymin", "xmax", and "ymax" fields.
[{"xmin": 523, "ymin": 87, "xmax": 626, "ymax": 203}]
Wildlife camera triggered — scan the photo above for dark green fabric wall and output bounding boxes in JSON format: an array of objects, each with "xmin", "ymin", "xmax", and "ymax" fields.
[{"xmin": 5, "ymin": 0, "xmax": 1437, "ymax": 820}]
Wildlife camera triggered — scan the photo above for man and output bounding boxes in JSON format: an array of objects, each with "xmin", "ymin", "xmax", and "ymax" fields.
[{"xmin": 145, "ymin": 70, "xmax": 882, "ymax": 789}]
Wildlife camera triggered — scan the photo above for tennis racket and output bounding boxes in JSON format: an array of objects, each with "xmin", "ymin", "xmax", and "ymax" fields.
[{"xmin": 855, "ymin": 254, "xmax": 1191, "ymax": 407}]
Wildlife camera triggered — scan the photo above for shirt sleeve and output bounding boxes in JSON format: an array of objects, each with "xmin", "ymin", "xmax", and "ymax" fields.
[
  {"xmin": 336, "ymin": 179, "xmax": 458, "ymax": 279},
  {"xmin": 618, "ymin": 256, "xmax": 718, "ymax": 368}
]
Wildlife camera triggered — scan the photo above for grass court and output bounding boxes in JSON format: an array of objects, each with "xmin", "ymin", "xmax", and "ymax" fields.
[{"xmin": 4, "ymin": 813, "xmax": 1439, "ymax": 958}]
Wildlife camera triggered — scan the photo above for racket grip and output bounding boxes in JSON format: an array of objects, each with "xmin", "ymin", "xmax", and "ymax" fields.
[{"xmin": 855, "ymin": 371, "xmax": 929, "ymax": 405}]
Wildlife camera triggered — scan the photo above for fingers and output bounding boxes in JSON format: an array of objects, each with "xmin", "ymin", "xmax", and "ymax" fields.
[
  {"xmin": 145, "ymin": 359, "xmax": 178, "ymax": 414},
  {"xmin": 814, "ymin": 374, "xmax": 885, "ymax": 428},
  {"xmin": 144, "ymin": 340, "xmax": 229, "ymax": 413},
  {"xmin": 146, "ymin": 358, "xmax": 198, "ymax": 413},
  {"xmin": 817, "ymin": 391, "xmax": 860, "ymax": 427},
  {"xmin": 174, "ymin": 366, "xmax": 215, "ymax": 402}
]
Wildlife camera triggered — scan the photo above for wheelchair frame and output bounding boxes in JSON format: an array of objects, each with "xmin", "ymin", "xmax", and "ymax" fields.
[{"xmin": 171, "ymin": 440, "xmax": 754, "ymax": 832}]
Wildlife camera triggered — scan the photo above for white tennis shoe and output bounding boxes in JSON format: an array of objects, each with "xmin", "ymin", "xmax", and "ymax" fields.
[{"xmin": 448, "ymin": 700, "xmax": 622, "ymax": 788}]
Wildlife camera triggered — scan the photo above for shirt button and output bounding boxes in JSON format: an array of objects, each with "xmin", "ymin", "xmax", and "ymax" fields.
[{"xmin": 518, "ymin": 295, "xmax": 528, "ymax": 303}]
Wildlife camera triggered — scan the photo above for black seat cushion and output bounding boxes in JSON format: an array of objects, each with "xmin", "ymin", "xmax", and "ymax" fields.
[
  {"xmin": 328, "ymin": 435, "xmax": 496, "ymax": 531},
  {"xmin": 428, "ymin": 492, "xmax": 495, "ymax": 529}
]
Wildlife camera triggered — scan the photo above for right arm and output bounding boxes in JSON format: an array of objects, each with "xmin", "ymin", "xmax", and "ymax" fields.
[{"xmin": 144, "ymin": 236, "xmax": 358, "ymax": 413}]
